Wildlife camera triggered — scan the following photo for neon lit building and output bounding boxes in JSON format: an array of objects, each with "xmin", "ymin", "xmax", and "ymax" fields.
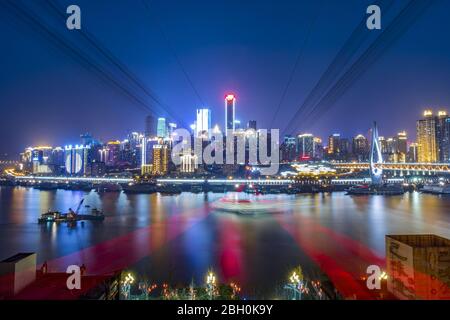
[
  {"xmin": 224, "ymin": 94, "xmax": 236, "ymax": 135},
  {"xmin": 417, "ymin": 110, "xmax": 438, "ymax": 163},
  {"xmin": 64, "ymin": 145, "xmax": 90, "ymax": 175},
  {"xmin": 157, "ymin": 117, "xmax": 167, "ymax": 138}
]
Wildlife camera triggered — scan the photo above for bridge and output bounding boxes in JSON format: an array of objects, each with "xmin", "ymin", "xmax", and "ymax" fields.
[
  {"xmin": 334, "ymin": 162, "xmax": 450, "ymax": 174},
  {"xmin": 7, "ymin": 175, "xmax": 406, "ymax": 186}
]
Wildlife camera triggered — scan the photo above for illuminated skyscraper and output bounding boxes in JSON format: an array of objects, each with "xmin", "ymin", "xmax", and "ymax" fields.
[
  {"xmin": 436, "ymin": 110, "xmax": 450, "ymax": 162},
  {"xmin": 152, "ymin": 144, "xmax": 169, "ymax": 175},
  {"xmin": 157, "ymin": 117, "xmax": 167, "ymax": 138},
  {"xmin": 224, "ymin": 94, "xmax": 236, "ymax": 135},
  {"xmin": 417, "ymin": 110, "xmax": 438, "ymax": 162},
  {"xmin": 196, "ymin": 108, "xmax": 211, "ymax": 137},
  {"xmin": 64, "ymin": 145, "xmax": 90, "ymax": 175},
  {"xmin": 352, "ymin": 134, "xmax": 369, "ymax": 162},
  {"xmin": 297, "ymin": 134, "xmax": 315, "ymax": 161}
]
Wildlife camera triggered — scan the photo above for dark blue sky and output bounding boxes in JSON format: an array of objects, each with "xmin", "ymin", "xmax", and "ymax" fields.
[{"xmin": 1, "ymin": 0, "xmax": 450, "ymax": 157}]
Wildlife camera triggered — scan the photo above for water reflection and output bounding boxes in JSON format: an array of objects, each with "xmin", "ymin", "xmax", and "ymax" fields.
[{"xmin": 1, "ymin": 186, "xmax": 450, "ymax": 298}]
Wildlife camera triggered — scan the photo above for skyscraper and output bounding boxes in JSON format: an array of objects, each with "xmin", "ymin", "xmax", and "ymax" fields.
[
  {"xmin": 145, "ymin": 115, "xmax": 156, "ymax": 137},
  {"xmin": 152, "ymin": 144, "xmax": 169, "ymax": 175},
  {"xmin": 225, "ymin": 94, "xmax": 236, "ymax": 135},
  {"xmin": 196, "ymin": 108, "xmax": 211, "ymax": 138},
  {"xmin": 436, "ymin": 110, "xmax": 450, "ymax": 162},
  {"xmin": 417, "ymin": 110, "xmax": 438, "ymax": 162},
  {"xmin": 157, "ymin": 117, "xmax": 167, "ymax": 138},
  {"xmin": 352, "ymin": 134, "xmax": 369, "ymax": 161},
  {"xmin": 64, "ymin": 145, "xmax": 90, "ymax": 175},
  {"xmin": 297, "ymin": 134, "xmax": 315, "ymax": 161}
]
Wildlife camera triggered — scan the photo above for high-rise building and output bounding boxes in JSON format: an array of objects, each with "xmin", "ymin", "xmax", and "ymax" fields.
[
  {"xmin": 157, "ymin": 117, "xmax": 167, "ymax": 138},
  {"xmin": 196, "ymin": 108, "xmax": 211, "ymax": 138},
  {"xmin": 281, "ymin": 135, "xmax": 296, "ymax": 162},
  {"xmin": 105, "ymin": 141, "xmax": 121, "ymax": 167},
  {"xmin": 417, "ymin": 110, "xmax": 438, "ymax": 162},
  {"xmin": 297, "ymin": 134, "xmax": 315, "ymax": 161},
  {"xmin": 352, "ymin": 134, "xmax": 369, "ymax": 162},
  {"xmin": 225, "ymin": 94, "xmax": 236, "ymax": 135},
  {"xmin": 327, "ymin": 134, "xmax": 350, "ymax": 161},
  {"xmin": 247, "ymin": 120, "xmax": 257, "ymax": 131},
  {"xmin": 395, "ymin": 131, "xmax": 408, "ymax": 155},
  {"xmin": 436, "ymin": 110, "xmax": 450, "ymax": 162},
  {"xmin": 328, "ymin": 134, "xmax": 341, "ymax": 156},
  {"xmin": 145, "ymin": 115, "xmax": 156, "ymax": 137},
  {"xmin": 152, "ymin": 144, "xmax": 169, "ymax": 175},
  {"xmin": 407, "ymin": 143, "xmax": 419, "ymax": 163},
  {"xmin": 64, "ymin": 145, "xmax": 90, "ymax": 175}
]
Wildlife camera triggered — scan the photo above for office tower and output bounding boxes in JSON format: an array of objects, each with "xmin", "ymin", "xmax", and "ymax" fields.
[
  {"xmin": 395, "ymin": 131, "xmax": 408, "ymax": 155},
  {"xmin": 28, "ymin": 146, "xmax": 53, "ymax": 174},
  {"xmin": 157, "ymin": 117, "xmax": 167, "ymax": 138},
  {"xmin": 297, "ymin": 134, "xmax": 315, "ymax": 161},
  {"xmin": 436, "ymin": 110, "xmax": 450, "ymax": 162},
  {"xmin": 64, "ymin": 145, "xmax": 90, "ymax": 175},
  {"xmin": 225, "ymin": 94, "xmax": 236, "ymax": 135},
  {"xmin": 352, "ymin": 134, "xmax": 369, "ymax": 162},
  {"xmin": 247, "ymin": 120, "xmax": 257, "ymax": 130},
  {"xmin": 281, "ymin": 135, "xmax": 296, "ymax": 162},
  {"xmin": 314, "ymin": 137, "xmax": 324, "ymax": 160},
  {"xmin": 152, "ymin": 144, "xmax": 169, "ymax": 175},
  {"xmin": 234, "ymin": 120, "xmax": 241, "ymax": 130},
  {"xmin": 378, "ymin": 136, "xmax": 387, "ymax": 154},
  {"xmin": 104, "ymin": 141, "xmax": 121, "ymax": 167},
  {"xmin": 196, "ymin": 108, "xmax": 211, "ymax": 138},
  {"xmin": 145, "ymin": 115, "xmax": 156, "ymax": 137},
  {"xmin": 328, "ymin": 134, "xmax": 341, "ymax": 156},
  {"xmin": 417, "ymin": 110, "xmax": 438, "ymax": 162},
  {"xmin": 407, "ymin": 143, "xmax": 419, "ymax": 163}
]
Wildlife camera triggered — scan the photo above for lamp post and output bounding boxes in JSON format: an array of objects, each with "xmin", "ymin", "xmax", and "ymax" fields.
[
  {"xmin": 284, "ymin": 267, "xmax": 304, "ymax": 300},
  {"xmin": 121, "ymin": 272, "xmax": 135, "ymax": 300},
  {"xmin": 206, "ymin": 271, "xmax": 216, "ymax": 300}
]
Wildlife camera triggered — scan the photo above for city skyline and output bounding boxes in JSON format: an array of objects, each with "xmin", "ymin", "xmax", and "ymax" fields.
[{"xmin": 2, "ymin": 0, "xmax": 450, "ymax": 156}]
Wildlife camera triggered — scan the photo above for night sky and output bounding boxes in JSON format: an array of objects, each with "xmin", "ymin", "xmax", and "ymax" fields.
[{"xmin": 1, "ymin": 0, "xmax": 450, "ymax": 158}]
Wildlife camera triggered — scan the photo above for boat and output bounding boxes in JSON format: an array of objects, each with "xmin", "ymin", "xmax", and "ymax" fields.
[
  {"xmin": 421, "ymin": 183, "xmax": 450, "ymax": 195},
  {"xmin": 33, "ymin": 182, "xmax": 58, "ymax": 190},
  {"xmin": 38, "ymin": 208, "xmax": 105, "ymax": 223},
  {"xmin": 38, "ymin": 198, "xmax": 105, "ymax": 223},
  {"xmin": 122, "ymin": 182, "xmax": 156, "ymax": 194},
  {"xmin": 346, "ymin": 183, "xmax": 404, "ymax": 195},
  {"xmin": 212, "ymin": 197, "xmax": 284, "ymax": 215}
]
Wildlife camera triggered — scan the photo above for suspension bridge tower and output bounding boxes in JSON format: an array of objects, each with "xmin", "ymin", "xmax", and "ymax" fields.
[{"xmin": 370, "ymin": 122, "xmax": 383, "ymax": 185}]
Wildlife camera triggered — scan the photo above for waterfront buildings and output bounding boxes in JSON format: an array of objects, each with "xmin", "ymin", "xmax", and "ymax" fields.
[
  {"xmin": 417, "ymin": 110, "xmax": 439, "ymax": 162},
  {"xmin": 352, "ymin": 134, "xmax": 369, "ymax": 162},
  {"xmin": 64, "ymin": 144, "xmax": 90, "ymax": 175},
  {"xmin": 296, "ymin": 134, "xmax": 315, "ymax": 161},
  {"xmin": 152, "ymin": 144, "xmax": 169, "ymax": 175}
]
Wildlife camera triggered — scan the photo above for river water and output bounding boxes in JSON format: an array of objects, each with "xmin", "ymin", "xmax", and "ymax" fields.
[{"xmin": 1, "ymin": 186, "xmax": 449, "ymax": 298}]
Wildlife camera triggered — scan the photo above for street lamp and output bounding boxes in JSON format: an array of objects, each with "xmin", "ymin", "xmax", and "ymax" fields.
[
  {"xmin": 121, "ymin": 272, "xmax": 135, "ymax": 300},
  {"xmin": 206, "ymin": 271, "xmax": 217, "ymax": 300},
  {"xmin": 284, "ymin": 267, "xmax": 304, "ymax": 300}
]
